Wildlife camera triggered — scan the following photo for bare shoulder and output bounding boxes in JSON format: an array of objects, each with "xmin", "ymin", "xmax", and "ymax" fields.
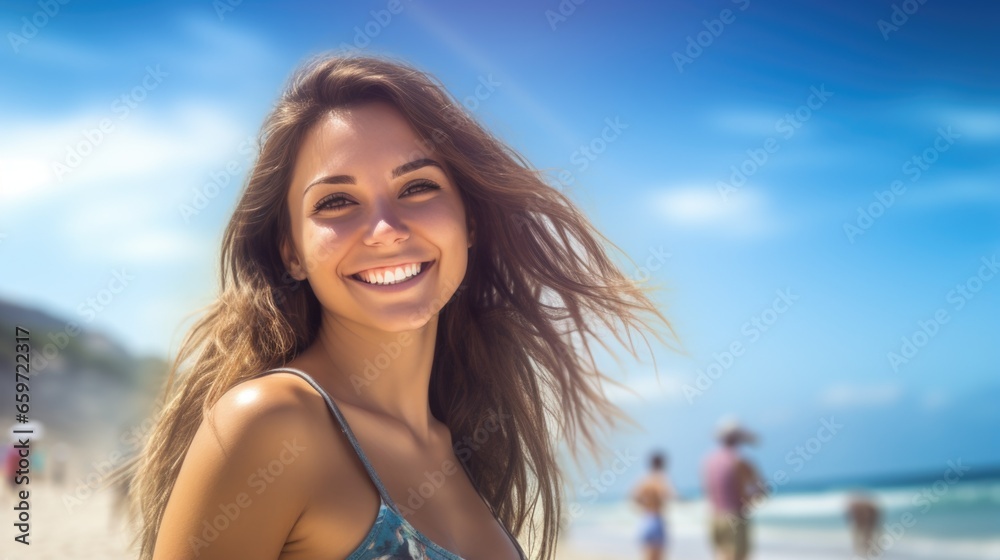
[
  {"xmin": 208, "ymin": 372, "xmax": 328, "ymax": 436},
  {"xmin": 151, "ymin": 372, "xmax": 328, "ymax": 560},
  {"xmin": 194, "ymin": 372, "xmax": 330, "ymax": 466}
]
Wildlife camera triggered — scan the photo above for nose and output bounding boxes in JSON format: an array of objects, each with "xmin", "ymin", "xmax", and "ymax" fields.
[{"xmin": 362, "ymin": 200, "xmax": 410, "ymax": 246}]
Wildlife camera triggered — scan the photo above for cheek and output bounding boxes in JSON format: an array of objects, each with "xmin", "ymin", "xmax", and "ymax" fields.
[
  {"xmin": 302, "ymin": 222, "xmax": 346, "ymax": 273},
  {"xmin": 419, "ymin": 197, "xmax": 468, "ymax": 242}
]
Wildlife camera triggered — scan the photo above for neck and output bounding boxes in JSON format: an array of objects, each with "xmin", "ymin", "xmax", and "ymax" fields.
[{"xmin": 307, "ymin": 311, "xmax": 440, "ymax": 443}]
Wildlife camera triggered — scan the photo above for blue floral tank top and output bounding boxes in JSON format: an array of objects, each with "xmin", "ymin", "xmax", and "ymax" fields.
[{"xmin": 253, "ymin": 367, "xmax": 528, "ymax": 560}]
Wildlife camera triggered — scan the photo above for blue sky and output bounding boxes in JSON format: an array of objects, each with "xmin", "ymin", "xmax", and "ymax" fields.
[{"xmin": 1, "ymin": 0, "xmax": 998, "ymax": 493}]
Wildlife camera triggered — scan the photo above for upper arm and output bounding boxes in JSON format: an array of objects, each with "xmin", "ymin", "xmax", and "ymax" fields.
[
  {"xmin": 662, "ymin": 477, "xmax": 676, "ymax": 501},
  {"xmin": 737, "ymin": 460, "xmax": 764, "ymax": 495},
  {"xmin": 152, "ymin": 376, "xmax": 318, "ymax": 560},
  {"xmin": 630, "ymin": 478, "xmax": 645, "ymax": 500}
]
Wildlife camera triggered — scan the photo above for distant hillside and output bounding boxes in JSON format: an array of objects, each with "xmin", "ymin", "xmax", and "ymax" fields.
[{"xmin": 0, "ymin": 298, "xmax": 169, "ymax": 456}]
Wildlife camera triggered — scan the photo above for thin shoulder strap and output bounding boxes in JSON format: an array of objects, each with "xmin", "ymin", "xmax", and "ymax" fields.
[
  {"xmin": 252, "ymin": 367, "xmax": 403, "ymax": 516},
  {"xmin": 456, "ymin": 457, "xmax": 529, "ymax": 560}
]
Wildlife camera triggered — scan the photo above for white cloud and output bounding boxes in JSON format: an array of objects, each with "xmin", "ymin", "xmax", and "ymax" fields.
[
  {"xmin": 0, "ymin": 158, "xmax": 51, "ymax": 202},
  {"xmin": 96, "ymin": 227, "xmax": 211, "ymax": 263},
  {"xmin": 1, "ymin": 100, "xmax": 248, "ymax": 228},
  {"xmin": 0, "ymin": 16, "xmax": 276, "ymax": 358},
  {"xmin": 886, "ymin": 102, "xmax": 1000, "ymax": 143},
  {"xmin": 12, "ymin": 36, "xmax": 109, "ymax": 68},
  {"xmin": 0, "ymin": 100, "xmax": 247, "ymax": 206},
  {"xmin": 58, "ymin": 103, "xmax": 247, "ymax": 187},
  {"xmin": 820, "ymin": 382, "xmax": 903, "ymax": 408},
  {"xmin": 0, "ymin": 98, "xmax": 248, "ymax": 271},
  {"xmin": 650, "ymin": 186, "xmax": 781, "ymax": 237},
  {"xmin": 0, "ymin": 114, "xmax": 100, "ymax": 208},
  {"xmin": 937, "ymin": 108, "xmax": 1000, "ymax": 141}
]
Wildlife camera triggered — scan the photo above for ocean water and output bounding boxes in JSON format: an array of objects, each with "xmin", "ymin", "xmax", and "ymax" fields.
[{"xmin": 563, "ymin": 476, "xmax": 1000, "ymax": 559}]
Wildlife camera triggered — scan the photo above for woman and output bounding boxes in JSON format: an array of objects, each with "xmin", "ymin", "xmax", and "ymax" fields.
[{"xmin": 120, "ymin": 53, "xmax": 673, "ymax": 560}]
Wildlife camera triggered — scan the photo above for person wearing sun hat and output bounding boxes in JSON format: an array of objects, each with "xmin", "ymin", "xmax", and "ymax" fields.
[{"xmin": 701, "ymin": 416, "xmax": 767, "ymax": 560}]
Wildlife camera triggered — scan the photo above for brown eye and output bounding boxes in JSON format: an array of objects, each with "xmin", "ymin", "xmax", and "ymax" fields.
[
  {"xmin": 313, "ymin": 194, "xmax": 353, "ymax": 212},
  {"xmin": 404, "ymin": 180, "xmax": 440, "ymax": 195}
]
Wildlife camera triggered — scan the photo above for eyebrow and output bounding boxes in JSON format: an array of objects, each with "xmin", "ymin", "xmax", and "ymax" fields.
[{"xmin": 303, "ymin": 158, "xmax": 444, "ymax": 195}]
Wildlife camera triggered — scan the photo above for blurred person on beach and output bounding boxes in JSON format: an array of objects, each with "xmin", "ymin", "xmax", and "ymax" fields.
[
  {"xmin": 51, "ymin": 441, "xmax": 71, "ymax": 486},
  {"xmin": 4, "ymin": 439, "xmax": 21, "ymax": 489},
  {"xmin": 846, "ymin": 491, "xmax": 881, "ymax": 559},
  {"xmin": 630, "ymin": 450, "xmax": 676, "ymax": 560},
  {"xmin": 31, "ymin": 443, "xmax": 46, "ymax": 482},
  {"xmin": 2, "ymin": 441, "xmax": 16, "ymax": 495},
  {"xmin": 110, "ymin": 464, "xmax": 133, "ymax": 532},
  {"xmin": 702, "ymin": 418, "xmax": 767, "ymax": 560}
]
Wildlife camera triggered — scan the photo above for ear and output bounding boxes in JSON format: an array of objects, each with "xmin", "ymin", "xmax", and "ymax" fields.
[
  {"xmin": 280, "ymin": 237, "xmax": 306, "ymax": 281},
  {"xmin": 467, "ymin": 215, "xmax": 476, "ymax": 248}
]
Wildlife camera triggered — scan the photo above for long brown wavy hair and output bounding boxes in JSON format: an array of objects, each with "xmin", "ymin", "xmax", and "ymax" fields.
[{"xmin": 119, "ymin": 52, "xmax": 675, "ymax": 560}]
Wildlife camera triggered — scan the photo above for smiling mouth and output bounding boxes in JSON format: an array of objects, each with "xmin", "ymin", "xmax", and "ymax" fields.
[{"xmin": 350, "ymin": 260, "xmax": 434, "ymax": 286}]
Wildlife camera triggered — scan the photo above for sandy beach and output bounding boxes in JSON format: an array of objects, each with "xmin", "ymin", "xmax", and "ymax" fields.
[
  {"xmin": 2, "ymin": 478, "xmax": 137, "ymax": 560},
  {"xmin": 3, "ymin": 479, "xmax": 996, "ymax": 560},
  {"xmin": 553, "ymin": 510, "xmax": 1000, "ymax": 560},
  {"xmin": 553, "ymin": 529, "xmax": 995, "ymax": 560}
]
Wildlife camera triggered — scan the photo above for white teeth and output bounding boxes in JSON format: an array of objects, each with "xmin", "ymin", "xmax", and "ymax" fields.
[{"xmin": 357, "ymin": 262, "xmax": 423, "ymax": 285}]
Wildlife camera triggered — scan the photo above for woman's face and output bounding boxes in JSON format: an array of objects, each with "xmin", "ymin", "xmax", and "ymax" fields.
[{"xmin": 282, "ymin": 100, "xmax": 472, "ymax": 332}]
